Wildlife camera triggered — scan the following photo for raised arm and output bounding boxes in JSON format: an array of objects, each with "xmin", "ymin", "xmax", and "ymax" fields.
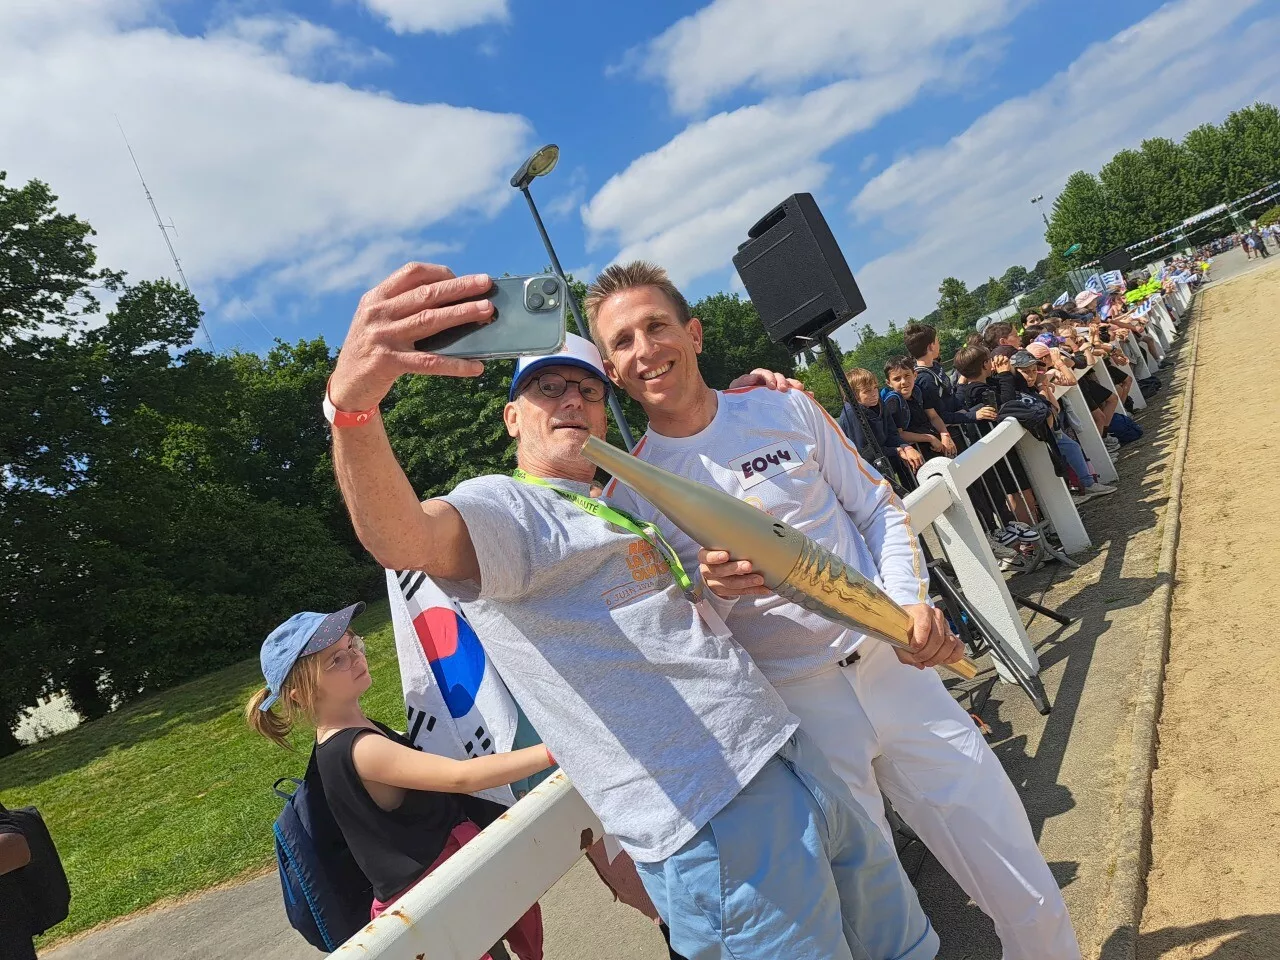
[
  {"xmin": 329, "ymin": 264, "xmax": 491, "ymax": 581},
  {"xmin": 353, "ymin": 734, "xmax": 554, "ymax": 794}
]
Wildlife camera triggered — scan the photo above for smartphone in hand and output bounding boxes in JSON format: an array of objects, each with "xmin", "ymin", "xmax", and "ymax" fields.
[{"xmin": 415, "ymin": 273, "xmax": 567, "ymax": 359}]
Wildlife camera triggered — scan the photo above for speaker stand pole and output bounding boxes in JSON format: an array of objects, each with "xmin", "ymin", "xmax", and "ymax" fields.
[{"xmin": 815, "ymin": 335, "xmax": 902, "ymax": 486}]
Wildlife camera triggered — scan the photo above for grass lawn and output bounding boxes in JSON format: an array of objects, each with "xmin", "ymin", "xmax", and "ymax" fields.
[{"xmin": 0, "ymin": 600, "xmax": 404, "ymax": 949}]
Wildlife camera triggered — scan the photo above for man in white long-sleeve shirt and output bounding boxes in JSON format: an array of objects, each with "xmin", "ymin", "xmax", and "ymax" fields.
[{"xmin": 588, "ymin": 261, "xmax": 1080, "ymax": 960}]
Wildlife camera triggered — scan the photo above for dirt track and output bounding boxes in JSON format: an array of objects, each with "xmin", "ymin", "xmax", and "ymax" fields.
[{"xmin": 1138, "ymin": 258, "xmax": 1280, "ymax": 959}]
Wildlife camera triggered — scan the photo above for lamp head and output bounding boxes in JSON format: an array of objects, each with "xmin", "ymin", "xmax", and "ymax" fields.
[
  {"xmin": 510, "ymin": 144, "xmax": 560, "ymax": 189},
  {"xmin": 1031, "ymin": 194, "xmax": 1044, "ymax": 204}
]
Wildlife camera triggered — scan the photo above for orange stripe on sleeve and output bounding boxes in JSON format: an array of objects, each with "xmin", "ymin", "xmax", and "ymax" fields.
[{"xmin": 808, "ymin": 396, "xmax": 928, "ymax": 602}]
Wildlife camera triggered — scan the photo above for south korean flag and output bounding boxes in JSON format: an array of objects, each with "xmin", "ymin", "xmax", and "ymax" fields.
[{"xmin": 387, "ymin": 569, "xmax": 521, "ymax": 806}]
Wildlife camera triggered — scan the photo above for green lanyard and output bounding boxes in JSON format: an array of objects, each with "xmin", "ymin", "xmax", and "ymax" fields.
[{"xmin": 512, "ymin": 469, "xmax": 696, "ymax": 597}]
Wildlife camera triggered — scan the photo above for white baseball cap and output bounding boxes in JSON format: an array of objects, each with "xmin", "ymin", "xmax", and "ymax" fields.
[{"xmin": 509, "ymin": 333, "xmax": 610, "ymax": 401}]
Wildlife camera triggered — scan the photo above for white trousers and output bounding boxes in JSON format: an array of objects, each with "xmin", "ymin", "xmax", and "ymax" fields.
[{"xmin": 774, "ymin": 638, "xmax": 1081, "ymax": 960}]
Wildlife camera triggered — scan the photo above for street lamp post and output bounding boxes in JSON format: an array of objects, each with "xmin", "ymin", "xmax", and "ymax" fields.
[
  {"xmin": 1030, "ymin": 194, "xmax": 1050, "ymax": 230},
  {"xmin": 510, "ymin": 144, "xmax": 636, "ymax": 450}
]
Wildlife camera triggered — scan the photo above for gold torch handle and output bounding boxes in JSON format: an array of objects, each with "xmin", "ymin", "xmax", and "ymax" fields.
[{"xmin": 776, "ymin": 537, "xmax": 981, "ymax": 681}]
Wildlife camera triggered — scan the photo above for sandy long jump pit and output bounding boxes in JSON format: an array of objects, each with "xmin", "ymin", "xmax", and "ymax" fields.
[{"xmin": 1138, "ymin": 258, "xmax": 1280, "ymax": 959}]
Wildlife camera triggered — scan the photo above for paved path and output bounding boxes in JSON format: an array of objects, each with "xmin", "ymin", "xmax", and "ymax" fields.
[{"xmin": 43, "ymin": 857, "xmax": 669, "ymax": 959}]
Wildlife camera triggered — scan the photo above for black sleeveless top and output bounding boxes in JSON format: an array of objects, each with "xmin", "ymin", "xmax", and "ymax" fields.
[{"xmin": 314, "ymin": 721, "xmax": 501, "ymax": 902}]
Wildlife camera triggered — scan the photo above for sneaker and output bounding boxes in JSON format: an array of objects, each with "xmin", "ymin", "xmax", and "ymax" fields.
[
  {"xmin": 1088, "ymin": 482, "xmax": 1117, "ymax": 496},
  {"xmin": 1103, "ymin": 435, "xmax": 1121, "ymax": 452},
  {"xmin": 1004, "ymin": 520, "xmax": 1042, "ymax": 543},
  {"xmin": 988, "ymin": 535, "xmax": 1018, "ymax": 555},
  {"xmin": 999, "ymin": 554, "xmax": 1030, "ymax": 573},
  {"xmin": 1072, "ymin": 489, "xmax": 1097, "ymax": 506},
  {"xmin": 992, "ymin": 526, "xmax": 1019, "ymax": 548}
]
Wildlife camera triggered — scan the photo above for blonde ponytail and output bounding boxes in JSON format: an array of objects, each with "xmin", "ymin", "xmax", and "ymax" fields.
[
  {"xmin": 244, "ymin": 655, "xmax": 323, "ymax": 751},
  {"xmin": 245, "ymin": 687, "xmax": 294, "ymax": 750}
]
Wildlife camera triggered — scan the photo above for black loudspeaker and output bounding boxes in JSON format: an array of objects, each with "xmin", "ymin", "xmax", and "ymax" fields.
[
  {"xmin": 732, "ymin": 193, "xmax": 866, "ymax": 347},
  {"xmin": 1098, "ymin": 246, "xmax": 1133, "ymax": 273}
]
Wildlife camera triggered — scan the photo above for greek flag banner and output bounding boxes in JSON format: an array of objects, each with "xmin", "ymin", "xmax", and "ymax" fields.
[
  {"xmin": 1085, "ymin": 274, "xmax": 1105, "ymax": 295},
  {"xmin": 1053, "ymin": 290, "xmax": 1070, "ymax": 307}
]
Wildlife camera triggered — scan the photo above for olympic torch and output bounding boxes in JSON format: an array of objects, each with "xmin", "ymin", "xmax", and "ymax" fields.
[{"xmin": 581, "ymin": 436, "xmax": 979, "ymax": 680}]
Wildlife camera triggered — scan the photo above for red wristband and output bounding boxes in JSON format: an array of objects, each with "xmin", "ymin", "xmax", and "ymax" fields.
[
  {"xmin": 546, "ymin": 746, "xmax": 555, "ymax": 766},
  {"xmin": 323, "ymin": 378, "xmax": 379, "ymax": 427}
]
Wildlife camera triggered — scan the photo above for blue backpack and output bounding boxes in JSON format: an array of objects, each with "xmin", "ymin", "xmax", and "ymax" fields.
[
  {"xmin": 1108, "ymin": 411, "xmax": 1144, "ymax": 445},
  {"xmin": 273, "ymin": 750, "xmax": 373, "ymax": 951}
]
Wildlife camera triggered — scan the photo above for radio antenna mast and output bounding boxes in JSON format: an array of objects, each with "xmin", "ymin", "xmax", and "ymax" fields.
[{"xmin": 115, "ymin": 117, "xmax": 215, "ymax": 351}]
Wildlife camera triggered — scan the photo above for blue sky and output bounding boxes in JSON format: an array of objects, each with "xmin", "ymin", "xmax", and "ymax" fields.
[{"xmin": 4, "ymin": 0, "xmax": 1278, "ymax": 353}]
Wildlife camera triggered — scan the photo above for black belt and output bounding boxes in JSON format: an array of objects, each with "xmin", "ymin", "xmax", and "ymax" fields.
[{"xmin": 837, "ymin": 650, "xmax": 861, "ymax": 668}]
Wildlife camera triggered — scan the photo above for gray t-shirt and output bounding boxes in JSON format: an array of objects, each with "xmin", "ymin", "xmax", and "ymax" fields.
[{"xmin": 442, "ymin": 474, "xmax": 796, "ymax": 863}]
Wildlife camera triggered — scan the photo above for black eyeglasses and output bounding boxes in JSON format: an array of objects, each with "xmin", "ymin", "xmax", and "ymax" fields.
[{"xmin": 525, "ymin": 372, "xmax": 607, "ymax": 403}]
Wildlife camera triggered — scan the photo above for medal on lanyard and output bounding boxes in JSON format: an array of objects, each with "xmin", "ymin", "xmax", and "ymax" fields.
[{"xmin": 512, "ymin": 469, "xmax": 697, "ymax": 600}]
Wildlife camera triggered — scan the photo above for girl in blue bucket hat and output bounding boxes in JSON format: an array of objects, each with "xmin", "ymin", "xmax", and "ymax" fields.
[{"xmin": 246, "ymin": 603, "xmax": 550, "ymax": 958}]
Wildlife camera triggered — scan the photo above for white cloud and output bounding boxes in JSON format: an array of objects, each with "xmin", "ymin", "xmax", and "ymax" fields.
[
  {"xmin": 846, "ymin": 0, "xmax": 1280, "ymax": 338},
  {"xmin": 0, "ymin": 2, "xmax": 532, "ymax": 334},
  {"xmin": 543, "ymin": 166, "xmax": 589, "ymax": 220},
  {"xmin": 212, "ymin": 15, "xmax": 391, "ymax": 75},
  {"xmin": 358, "ymin": 0, "xmax": 508, "ymax": 34},
  {"xmin": 582, "ymin": 69, "xmax": 938, "ymax": 286},
  {"xmin": 640, "ymin": 0, "xmax": 1029, "ymax": 114}
]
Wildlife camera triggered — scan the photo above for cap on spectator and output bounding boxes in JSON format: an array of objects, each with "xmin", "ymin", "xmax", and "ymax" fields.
[
  {"xmin": 1025, "ymin": 342, "xmax": 1051, "ymax": 360},
  {"xmin": 1035, "ymin": 332, "xmax": 1065, "ymax": 348},
  {"xmin": 1074, "ymin": 291, "xmax": 1099, "ymax": 310},
  {"xmin": 509, "ymin": 333, "xmax": 610, "ymax": 402},
  {"xmin": 976, "ymin": 315, "xmax": 994, "ymax": 335},
  {"xmin": 259, "ymin": 603, "xmax": 365, "ymax": 710},
  {"xmin": 1010, "ymin": 349, "xmax": 1039, "ymax": 368}
]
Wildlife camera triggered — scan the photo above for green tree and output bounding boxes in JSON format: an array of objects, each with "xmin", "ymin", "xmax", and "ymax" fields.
[
  {"xmin": 1258, "ymin": 205, "xmax": 1280, "ymax": 228},
  {"xmin": 1220, "ymin": 102, "xmax": 1280, "ymax": 199},
  {"xmin": 984, "ymin": 276, "xmax": 1011, "ymax": 311},
  {"xmin": 1, "ymin": 174, "xmax": 370, "ymax": 746},
  {"xmin": 1046, "ymin": 171, "xmax": 1114, "ymax": 259},
  {"xmin": 1000, "ymin": 265, "xmax": 1031, "ymax": 295},
  {"xmin": 1183, "ymin": 122, "xmax": 1231, "ymax": 211},
  {"xmin": 936, "ymin": 277, "xmax": 978, "ymax": 327}
]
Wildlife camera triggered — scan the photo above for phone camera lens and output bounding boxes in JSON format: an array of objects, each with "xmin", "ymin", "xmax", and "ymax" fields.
[
  {"xmin": 541, "ymin": 279, "xmax": 559, "ymax": 295},
  {"xmin": 527, "ymin": 292, "xmax": 545, "ymax": 310}
]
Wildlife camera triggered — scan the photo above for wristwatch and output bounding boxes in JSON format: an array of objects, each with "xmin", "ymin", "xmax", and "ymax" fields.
[{"xmin": 322, "ymin": 378, "xmax": 379, "ymax": 427}]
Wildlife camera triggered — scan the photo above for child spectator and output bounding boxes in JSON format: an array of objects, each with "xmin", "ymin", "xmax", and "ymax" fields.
[
  {"xmin": 883, "ymin": 356, "xmax": 944, "ymax": 456},
  {"xmin": 903, "ymin": 322, "xmax": 962, "ymax": 455},
  {"xmin": 951, "ymin": 344, "xmax": 1041, "ymax": 558},
  {"xmin": 1024, "ymin": 344, "xmax": 1116, "ymax": 501},
  {"xmin": 982, "ymin": 321, "xmax": 1021, "ymax": 352},
  {"xmin": 837, "ymin": 367, "xmax": 925, "ymax": 475},
  {"xmin": 247, "ymin": 604, "xmax": 551, "ymax": 959}
]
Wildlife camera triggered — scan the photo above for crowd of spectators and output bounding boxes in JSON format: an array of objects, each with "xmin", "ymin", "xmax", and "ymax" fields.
[{"xmin": 836, "ymin": 258, "xmax": 1203, "ymax": 573}]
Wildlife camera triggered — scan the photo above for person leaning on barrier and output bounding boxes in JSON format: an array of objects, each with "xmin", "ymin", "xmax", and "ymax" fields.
[
  {"xmin": 587, "ymin": 261, "xmax": 1081, "ymax": 960},
  {"xmin": 837, "ymin": 367, "xmax": 924, "ymax": 476},
  {"xmin": 327, "ymin": 262, "xmax": 938, "ymax": 960}
]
